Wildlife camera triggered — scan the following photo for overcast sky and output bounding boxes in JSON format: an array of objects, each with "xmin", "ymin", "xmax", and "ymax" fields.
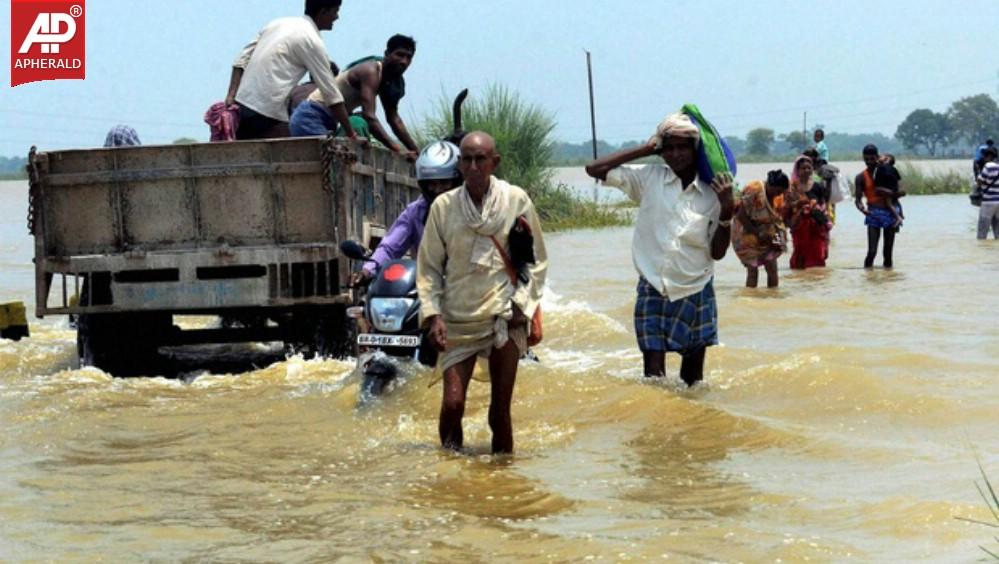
[{"xmin": 2, "ymin": 0, "xmax": 996, "ymax": 155}]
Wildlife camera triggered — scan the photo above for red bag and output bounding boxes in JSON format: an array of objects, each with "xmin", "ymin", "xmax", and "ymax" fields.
[{"xmin": 489, "ymin": 234, "xmax": 542, "ymax": 346}]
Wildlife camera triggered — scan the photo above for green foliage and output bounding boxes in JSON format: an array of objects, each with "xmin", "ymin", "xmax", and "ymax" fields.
[
  {"xmin": 532, "ymin": 183, "xmax": 629, "ymax": 232},
  {"xmin": 421, "ymin": 84, "xmax": 627, "ymax": 231},
  {"xmin": 746, "ymin": 128, "xmax": 775, "ymax": 156},
  {"xmin": 895, "ymin": 163, "xmax": 969, "ymax": 195},
  {"xmin": 421, "ymin": 84, "xmax": 556, "ymax": 196},
  {"xmin": 895, "ymin": 109, "xmax": 952, "ymax": 156},
  {"xmin": 780, "ymin": 130, "xmax": 809, "ymax": 153},
  {"xmin": 172, "ymin": 137, "xmax": 199, "ymax": 145},
  {"xmin": 947, "ymin": 94, "xmax": 999, "ymax": 145},
  {"xmin": 0, "ymin": 156, "xmax": 27, "ymax": 175}
]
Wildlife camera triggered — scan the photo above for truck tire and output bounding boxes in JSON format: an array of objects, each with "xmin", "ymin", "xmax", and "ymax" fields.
[
  {"xmin": 285, "ymin": 306, "xmax": 355, "ymax": 360},
  {"xmin": 77, "ymin": 312, "xmax": 171, "ymax": 376},
  {"xmin": 312, "ymin": 305, "xmax": 356, "ymax": 360}
]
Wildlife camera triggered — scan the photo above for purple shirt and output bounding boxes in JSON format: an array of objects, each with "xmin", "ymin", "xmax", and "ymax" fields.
[{"xmin": 363, "ymin": 198, "xmax": 429, "ymax": 274}]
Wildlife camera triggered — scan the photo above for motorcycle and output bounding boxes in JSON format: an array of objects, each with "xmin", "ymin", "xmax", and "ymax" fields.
[
  {"xmin": 339, "ymin": 240, "xmax": 438, "ymax": 398},
  {"xmin": 338, "ymin": 88, "xmax": 468, "ymax": 398}
]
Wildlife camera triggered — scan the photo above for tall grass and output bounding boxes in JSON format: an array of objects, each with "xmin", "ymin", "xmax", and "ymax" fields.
[
  {"xmin": 420, "ymin": 84, "xmax": 627, "ymax": 231},
  {"xmin": 955, "ymin": 461, "xmax": 999, "ymax": 560},
  {"xmin": 421, "ymin": 84, "xmax": 556, "ymax": 195},
  {"xmin": 896, "ymin": 163, "xmax": 971, "ymax": 195}
]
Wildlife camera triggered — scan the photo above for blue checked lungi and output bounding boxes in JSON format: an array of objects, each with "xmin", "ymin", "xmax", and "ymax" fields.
[
  {"xmin": 864, "ymin": 205, "xmax": 899, "ymax": 229},
  {"xmin": 289, "ymin": 101, "xmax": 334, "ymax": 136},
  {"xmin": 634, "ymin": 277, "xmax": 718, "ymax": 353}
]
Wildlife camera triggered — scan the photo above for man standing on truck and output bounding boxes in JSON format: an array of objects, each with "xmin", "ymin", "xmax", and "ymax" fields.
[
  {"xmin": 290, "ymin": 35, "xmax": 420, "ymax": 161},
  {"xmin": 417, "ymin": 131, "xmax": 548, "ymax": 455},
  {"xmin": 225, "ymin": 0, "xmax": 359, "ymax": 141}
]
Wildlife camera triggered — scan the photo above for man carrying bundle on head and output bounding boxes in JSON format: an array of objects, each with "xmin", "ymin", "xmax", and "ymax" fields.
[{"xmin": 585, "ymin": 109, "xmax": 736, "ymax": 387}]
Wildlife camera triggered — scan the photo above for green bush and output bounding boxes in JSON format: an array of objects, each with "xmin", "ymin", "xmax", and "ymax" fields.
[
  {"xmin": 532, "ymin": 183, "xmax": 630, "ymax": 232},
  {"xmin": 896, "ymin": 163, "xmax": 970, "ymax": 195},
  {"xmin": 420, "ymin": 84, "xmax": 628, "ymax": 231}
]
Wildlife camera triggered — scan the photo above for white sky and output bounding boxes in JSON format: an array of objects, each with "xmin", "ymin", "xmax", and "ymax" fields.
[{"xmin": 2, "ymin": 0, "xmax": 996, "ymax": 155}]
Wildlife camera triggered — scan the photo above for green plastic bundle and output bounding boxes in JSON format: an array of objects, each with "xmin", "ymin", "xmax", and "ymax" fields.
[{"xmin": 681, "ymin": 103, "xmax": 737, "ymax": 184}]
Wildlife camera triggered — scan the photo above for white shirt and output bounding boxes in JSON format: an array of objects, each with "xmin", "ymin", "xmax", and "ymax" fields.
[
  {"xmin": 604, "ymin": 164, "xmax": 721, "ymax": 300},
  {"xmin": 233, "ymin": 16, "xmax": 343, "ymax": 121}
]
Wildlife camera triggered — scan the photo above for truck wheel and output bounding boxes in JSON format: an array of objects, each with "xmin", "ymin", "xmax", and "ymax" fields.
[
  {"xmin": 77, "ymin": 313, "xmax": 170, "ymax": 376},
  {"xmin": 313, "ymin": 305, "xmax": 356, "ymax": 360}
]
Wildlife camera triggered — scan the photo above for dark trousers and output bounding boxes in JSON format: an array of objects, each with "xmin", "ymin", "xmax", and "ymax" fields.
[{"xmin": 236, "ymin": 104, "xmax": 289, "ymax": 140}]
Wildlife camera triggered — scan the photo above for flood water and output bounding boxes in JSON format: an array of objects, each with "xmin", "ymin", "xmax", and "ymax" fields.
[{"xmin": 2, "ymin": 178, "xmax": 998, "ymax": 561}]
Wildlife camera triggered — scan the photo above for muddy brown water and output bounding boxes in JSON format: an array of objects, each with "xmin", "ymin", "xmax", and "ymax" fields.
[{"xmin": 2, "ymin": 179, "xmax": 998, "ymax": 561}]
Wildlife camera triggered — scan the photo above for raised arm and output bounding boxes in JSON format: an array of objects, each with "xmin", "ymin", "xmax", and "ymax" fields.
[{"xmin": 585, "ymin": 141, "xmax": 658, "ymax": 181}]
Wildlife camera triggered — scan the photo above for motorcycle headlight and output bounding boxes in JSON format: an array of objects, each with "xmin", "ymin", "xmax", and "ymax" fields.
[{"xmin": 369, "ymin": 298, "xmax": 415, "ymax": 333}]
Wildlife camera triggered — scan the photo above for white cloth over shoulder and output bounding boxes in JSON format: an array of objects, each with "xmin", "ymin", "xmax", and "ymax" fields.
[{"xmin": 417, "ymin": 176, "xmax": 547, "ymax": 373}]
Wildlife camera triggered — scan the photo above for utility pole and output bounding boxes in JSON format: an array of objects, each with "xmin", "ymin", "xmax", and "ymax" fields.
[
  {"xmin": 803, "ymin": 111, "xmax": 807, "ymax": 147},
  {"xmin": 585, "ymin": 49, "xmax": 598, "ymax": 202}
]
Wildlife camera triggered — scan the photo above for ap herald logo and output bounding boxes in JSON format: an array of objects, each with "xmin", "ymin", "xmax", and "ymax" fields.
[{"xmin": 11, "ymin": 0, "xmax": 86, "ymax": 87}]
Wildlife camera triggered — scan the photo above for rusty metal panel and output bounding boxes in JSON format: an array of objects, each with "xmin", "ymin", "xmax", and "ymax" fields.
[
  {"xmin": 44, "ymin": 182, "xmax": 118, "ymax": 255},
  {"xmin": 195, "ymin": 171, "xmax": 277, "ymax": 245},
  {"xmin": 121, "ymin": 178, "xmax": 198, "ymax": 248},
  {"xmin": 32, "ymin": 138, "xmax": 418, "ymax": 318},
  {"xmin": 279, "ymin": 171, "xmax": 333, "ymax": 243}
]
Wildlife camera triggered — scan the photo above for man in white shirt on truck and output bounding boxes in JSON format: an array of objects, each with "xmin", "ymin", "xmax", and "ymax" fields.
[{"xmin": 224, "ymin": 0, "xmax": 358, "ymax": 141}]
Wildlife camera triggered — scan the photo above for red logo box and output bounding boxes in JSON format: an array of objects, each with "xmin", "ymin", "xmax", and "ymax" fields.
[{"xmin": 11, "ymin": 0, "xmax": 86, "ymax": 87}]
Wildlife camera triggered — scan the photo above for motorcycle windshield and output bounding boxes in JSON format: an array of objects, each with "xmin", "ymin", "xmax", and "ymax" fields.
[{"xmin": 369, "ymin": 297, "xmax": 416, "ymax": 333}]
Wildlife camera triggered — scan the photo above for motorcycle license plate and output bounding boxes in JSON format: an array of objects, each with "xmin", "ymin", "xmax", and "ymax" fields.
[{"xmin": 357, "ymin": 333, "xmax": 420, "ymax": 348}]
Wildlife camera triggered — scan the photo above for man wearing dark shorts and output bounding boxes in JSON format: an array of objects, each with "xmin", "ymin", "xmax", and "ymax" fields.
[
  {"xmin": 585, "ymin": 113, "xmax": 734, "ymax": 387},
  {"xmin": 224, "ymin": 0, "xmax": 357, "ymax": 141}
]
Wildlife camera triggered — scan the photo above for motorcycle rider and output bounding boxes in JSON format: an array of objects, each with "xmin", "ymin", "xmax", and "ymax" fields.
[{"xmin": 354, "ymin": 140, "xmax": 463, "ymax": 283}]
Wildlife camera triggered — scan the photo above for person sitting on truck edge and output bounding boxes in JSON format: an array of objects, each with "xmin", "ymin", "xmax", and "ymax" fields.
[
  {"xmin": 354, "ymin": 141, "xmax": 462, "ymax": 284},
  {"xmin": 290, "ymin": 34, "xmax": 419, "ymax": 161},
  {"xmin": 225, "ymin": 0, "xmax": 358, "ymax": 142}
]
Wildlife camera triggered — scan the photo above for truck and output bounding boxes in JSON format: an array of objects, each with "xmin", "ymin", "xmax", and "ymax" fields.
[{"xmin": 26, "ymin": 136, "xmax": 419, "ymax": 375}]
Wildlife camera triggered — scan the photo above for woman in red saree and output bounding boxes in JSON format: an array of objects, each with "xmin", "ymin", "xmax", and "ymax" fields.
[{"xmin": 785, "ymin": 155, "xmax": 833, "ymax": 269}]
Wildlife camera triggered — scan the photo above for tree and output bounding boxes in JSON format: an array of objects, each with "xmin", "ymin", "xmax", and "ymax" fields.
[
  {"xmin": 780, "ymin": 130, "xmax": 809, "ymax": 153},
  {"xmin": 946, "ymin": 94, "xmax": 999, "ymax": 145},
  {"xmin": 173, "ymin": 137, "xmax": 198, "ymax": 144},
  {"xmin": 745, "ymin": 128, "xmax": 775, "ymax": 156},
  {"xmin": 895, "ymin": 109, "xmax": 951, "ymax": 156}
]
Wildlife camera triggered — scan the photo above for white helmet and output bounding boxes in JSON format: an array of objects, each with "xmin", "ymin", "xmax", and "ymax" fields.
[{"xmin": 415, "ymin": 141, "xmax": 461, "ymax": 182}]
